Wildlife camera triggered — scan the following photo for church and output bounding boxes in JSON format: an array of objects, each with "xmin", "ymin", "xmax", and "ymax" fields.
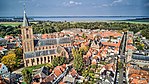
[{"xmin": 21, "ymin": 10, "xmax": 72, "ymax": 67}]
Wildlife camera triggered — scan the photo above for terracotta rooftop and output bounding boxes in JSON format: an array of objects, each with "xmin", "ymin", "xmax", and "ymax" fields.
[
  {"xmin": 104, "ymin": 63, "xmax": 115, "ymax": 71},
  {"xmin": 126, "ymin": 45, "xmax": 136, "ymax": 51},
  {"xmin": 69, "ymin": 68, "xmax": 78, "ymax": 77},
  {"xmin": 41, "ymin": 34, "xmax": 48, "ymax": 39},
  {"xmin": 53, "ymin": 67, "xmax": 63, "ymax": 77},
  {"xmin": 0, "ymin": 46, "xmax": 4, "ymax": 50},
  {"xmin": 128, "ymin": 67, "xmax": 149, "ymax": 83},
  {"xmin": 127, "ymin": 39, "xmax": 133, "ymax": 44},
  {"xmin": 91, "ymin": 59, "xmax": 97, "ymax": 65},
  {"xmin": 101, "ymin": 42, "xmax": 120, "ymax": 47},
  {"xmin": 43, "ymin": 74, "xmax": 56, "ymax": 83},
  {"xmin": 99, "ymin": 31, "xmax": 122, "ymax": 38}
]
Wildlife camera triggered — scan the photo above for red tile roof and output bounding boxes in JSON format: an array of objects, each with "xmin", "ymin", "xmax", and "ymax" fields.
[
  {"xmin": 128, "ymin": 67, "xmax": 149, "ymax": 83},
  {"xmin": 104, "ymin": 63, "xmax": 115, "ymax": 71},
  {"xmin": 0, "ymin": 46, "xmax": 4, "ymax": 50},
  {"xmin": 127, "ymin": 39, "xmax": 133, "ymax": 44},
  {"xmin": 53, "ymin": 65, "xmax": 66, "ymax": 77},
  {"xmin": 99, "ymin": 31, "xmax": 122, "ymax": 38},
  {"xmin": 126, "ymin": 45, "xmax": 136, "ymax": 51},
  {"xmin": 42, "ymin": 34, "xmax": 48, "ymax": 39},
  {"xmin": 70, "ymin": 68, "xmax": 78, "ymax": 77},
  {"xmin": 92, "ymin": 59, "xmax": 97, "ymax": 65},
  {"xmin": 53, "ymin": 67, "xmax": 62, "ymax": 77},
  {"xmin": 101, "ymin": 42, "xmax": 120, "ymax": 47},
  {"xmin": 43, "ymin": 74, "xmax": 56, "ymax": 83}
]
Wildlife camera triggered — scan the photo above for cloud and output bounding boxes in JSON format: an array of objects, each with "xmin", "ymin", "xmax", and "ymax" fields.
[
  {"xmin": 111, "ymin": 0, "xmax": 123, "ymax": 6},
  {"xmin": 145, "ymin": 3, "xmax": 149, "ymax": 7},
  {"xmin": 19, "ymin": 0, "xmax": 35, "ymax": 3},
  {"xmin": 63, "ymin": 0, "xmax": 82, "ymax": 7},
  {"xmin": 112, "ymin": 0, "xmax": 123, "ymax": 4},
  {"xmin": 95, "ymin": 0, "xmax": 123, "ymax": 8}
]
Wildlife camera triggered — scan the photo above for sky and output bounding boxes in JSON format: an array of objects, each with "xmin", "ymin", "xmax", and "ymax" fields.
[{"xmin": 0, "ymin": 0, "xmax": 149, "ymax": 16}]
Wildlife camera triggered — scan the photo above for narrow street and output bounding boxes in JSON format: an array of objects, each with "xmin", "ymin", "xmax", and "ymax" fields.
[{"xmin": 114, "ymin": 32, "xmax": 127, "ymax": 84}]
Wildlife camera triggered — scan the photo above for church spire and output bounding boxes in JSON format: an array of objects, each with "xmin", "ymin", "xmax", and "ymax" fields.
[{"xmin": 22, "ymin": 1, "xmax": 29, "ymax": 27}]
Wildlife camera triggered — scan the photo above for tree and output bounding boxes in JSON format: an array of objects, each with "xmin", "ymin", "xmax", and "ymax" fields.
[
  {"xmin": 72, "ymin": 48, "xmax": 77, "ymax": 57},
  {"xmin": 0, "ymin": 53, "xmax": 3, "ymax": 62},
  {"xmin": 1, "ymin": 53, "xmax": 17, "ymax": 71},
  {"xmin": 73, "ymin": 49, "xmax": 84, "ymax": 72},
  {"xmin": 52, "ymin": 56, "xmax": 66, "ymax": 67},
  {"xmin": 141, "ymin": 28, "xmax": 149, "ymax": 39},
  {"xmin": 7, "ymin": 50, "xmax": 15, "ymax": 54},
  {"xmin": 21, "ymin": 68, "xmax": 32, "ymax": 84},
  {"xmin": 15, "ymin": 47, "xmax": 23, "ymax": 59},
  {"xmin": 45, "ymin": 63, "xmax": 54, "ymax": 69},
  {"xmin": 82, "ymin": 33, "xmax": 87, "ymax": 39},
  {"xmin": 137, "ymin": 44, "xmax": 144, "ymax": 50},
  {"xmin": 79, "ymin": 45, "xmax": 89, "ymax": 55},
  {"xmin": 118, "ymin": 62, "xmax": 123, "ymax": 70}
]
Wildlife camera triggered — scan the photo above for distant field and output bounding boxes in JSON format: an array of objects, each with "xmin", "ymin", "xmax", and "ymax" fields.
[
  {"xmin": 0, "ymin": 22, "xmax": 21, "ymax": 27},
  {"xmin": 0, "ymin": 22, "xmax": 38, "ymax": 27},
  {"xmin": 115, "ymin": 19, "xmax": 149, "ymax": 24},
  {"xmin": 119, "ymin": 21, "xmax": 149, "ymax": 24},
  {"xmin": 0, "ymin": 21, "xmax": 148, "ymax": 27}
]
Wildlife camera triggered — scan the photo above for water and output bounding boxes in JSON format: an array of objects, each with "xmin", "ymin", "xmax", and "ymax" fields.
[
  {"xmin": 32, "ymin": 16, "xmax": 149, "ymax": 21},
  {"xmin": 1, "ymin": 16, "xmax": 149, "ymax": 22}
]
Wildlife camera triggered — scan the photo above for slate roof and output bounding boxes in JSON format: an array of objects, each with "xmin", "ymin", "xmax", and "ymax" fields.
[
  {"xmin": 132, "ymin": 55, "xmax": 149, "ymax": 61},
  {"xmin": 34, "ymin": 37, "xmax": 71, "ymax": 47},
  {"xmin": 22, "ymin": 10, "xmax": 29, "ymax": 27}
]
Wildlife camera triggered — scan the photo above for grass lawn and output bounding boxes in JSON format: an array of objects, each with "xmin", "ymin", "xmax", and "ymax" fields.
[
  {"xmin": 25, "ymin": 63, "xmax": 47, "ymax": 72},
  {"xmin": 0, "ymin": 22, "xmax": 21, "ymax": 27}
]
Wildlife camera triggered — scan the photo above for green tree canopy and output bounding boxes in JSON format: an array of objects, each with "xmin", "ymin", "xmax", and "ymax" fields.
[
  {"xmin": 21, "ymin": 68, "xmax": 32, "ymax": 84},
  {"xmin": 15, "ymin": 47, "xmax": 23, "ymax": 58},
  {"xmin": 1, "ymin": 53, "xmax": 17, "ymax": 71},
  {"xmin": 51, "ymin": 56, "xmax": 66, "ymax": 67},
  {"xmin": 73, "ymin": 49, "xmax": 84, "ymax": 72}
]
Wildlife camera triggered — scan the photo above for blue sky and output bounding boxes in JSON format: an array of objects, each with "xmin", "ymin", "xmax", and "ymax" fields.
[{"xmin": 0, "ymin": 0, "xmax": 149, "ymax": 16}]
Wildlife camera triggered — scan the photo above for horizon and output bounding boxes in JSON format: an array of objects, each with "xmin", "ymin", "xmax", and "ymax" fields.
[{"xmin": 1, "ymin": 15, "xmax": 149, "ymax": 18}]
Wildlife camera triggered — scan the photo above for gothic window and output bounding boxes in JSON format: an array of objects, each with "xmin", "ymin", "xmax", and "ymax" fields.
[
  {"xmin": 27, "ymin": 42, "xmax": 30, "ymax": 51},
  {"xmin": 51, "ymin": 56, "xmax": 53, "ymax": 60},
  {"xmin": 32, "ymin": 59, "xmax": 35, "ymax": 62},
  {"xmin": 54, "ymin": 55, "xmax": 56, "ymax": 58},
  {"xmin": 48, "ymin": 56, "xmax": 50, "ymax": 62},
  {"xmin": 26, "ymin": 28, "xmax": 29, "ymax": 39},
  {"xmin": 44, "ymin": 57, "xmax": 46, "ymax": 63},
  {"xmin": 41, "ymin": 57, "xmax": 43, "ymax": 62},
  {"xmin": 27, "ymin": 34, "xmax": 29, "ymax": 39},
  {"xmin": 37, "ymin": 58, "xmax": 39, "ymax": 64},
  {"xmin": 26, "ymin": 28, "xmax": 28, "ymax": 32},
  {"xmin": 26, "ymin": 60, "xmax": 29, "ymax": 63},
  {"xmin": 30, "ymin": 42, "xmax": 32, "ymax": 51}
]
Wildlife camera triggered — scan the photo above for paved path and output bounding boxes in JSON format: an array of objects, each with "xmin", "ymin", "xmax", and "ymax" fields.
[{"xmin": 12, "ymin": 68, "xmax": 24, "ymax": 74}]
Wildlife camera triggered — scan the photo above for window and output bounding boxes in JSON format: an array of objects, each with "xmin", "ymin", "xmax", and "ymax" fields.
[
  {"xmin": 26, "ymin": 60, "xmax": 29, "ymax": 63},
  {"xmin": 26, "ymin": 34, "xmax": 29, "ymax": 38},
  {"xmin": 26, "ymin": 28, "xmax": 29, "ymax": 39}
]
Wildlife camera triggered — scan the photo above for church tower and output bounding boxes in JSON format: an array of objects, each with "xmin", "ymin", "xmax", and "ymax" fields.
[{"xmin": 21, "ymin": 10, "xmax": 34, "ymax": 53}]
